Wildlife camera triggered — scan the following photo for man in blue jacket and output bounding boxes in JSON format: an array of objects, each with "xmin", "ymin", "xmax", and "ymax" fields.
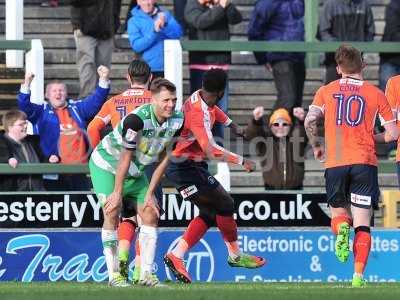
[
  {"xmin": 17, "ymin": 66, "xmax": 110, "ymax": 191},
  {"xmin": 127, "ymin": 0, "xmax": 183, "ymax": 77},
  {"xmin": 248, "ymin": 0, "xmax": 305, "ymax": 110}
]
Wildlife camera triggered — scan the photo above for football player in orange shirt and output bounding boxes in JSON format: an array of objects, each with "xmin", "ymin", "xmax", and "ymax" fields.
[
  {"xmin": 305, "ymin": 45, "xmax": 399, "ymax": 287},
  {"xmin": 384, "ymin": 74, "xmax": 400, "ymax": 186},
  {"xmin": 88, "ymin": 60, "xmax": 152, "ymax": 148}
]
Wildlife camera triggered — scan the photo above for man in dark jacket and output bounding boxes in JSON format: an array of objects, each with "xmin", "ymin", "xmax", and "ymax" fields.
[
  {"xmin": 318, "ymin": 0, "xmax": 375, "ymax": 84},
  {"xmin": 245, "ymin": 106, "xmax": 307, "ymax": 190},
  {"xmin": 184, "ymin": 0, "xmax": 242, "ymax": 142},
  {"xmin": 379, "ymin": 0, "xmax": 400, "ymax": 91},
  {"xmin": 71, "ymin": 0, "xmax": 121, "ymax": 98},
  {"xmin": 248, "ymin": 0, "xmax": 305, "ymax": 111},
  {"xmin": 0, "ymin": 110, "xmax": 49, "ymax": 191}
]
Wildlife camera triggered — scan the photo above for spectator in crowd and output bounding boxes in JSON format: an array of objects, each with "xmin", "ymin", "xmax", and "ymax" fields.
[
  {"xmin": 379, "ymin": 0, "xmax": 400, "ymax": 91},
  {"xmin": 174, "ymin": 0, "xmax": 188, "ymax": 33},
  {"xmin": 248, "ymin": 0, "xmax": 305, "ymax": 111},
  {"xmin": 71, "ymin": 0, "xmax": 120, "ymax": 98},
  {"xmin": 185, "ymin": 0, "xmax": 242, "ymax": 142},
  {"xmin": 0, "ymin": 110, "xmax": 47, "ymax": 191},
  {"xmin": 318, "ymin": 0, "xmax": 375, "ymax": 84},
  {"xmin": 127, "ymin": 0, "xmax": 183, "ymax": 78},
  {"xmin": 245, "ymin": 106, "xmax": 307, "ymax": 190},
  {"xmin": 17, "ymin": 66, "xmax": 110, "ymax": 191},
  {"xmin": 120, "ymin": 0, "xmax": 137, "ymax": 36}
]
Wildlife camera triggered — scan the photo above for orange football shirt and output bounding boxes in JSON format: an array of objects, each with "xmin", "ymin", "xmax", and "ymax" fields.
[
  {"xmin": 87, "ymin": 88, "xmax": 152, "ymax": 147},
  {"xmin": 384, "ymin": 75, "xmax": 400, "ymax": 161},
  {"xmin": 172, "ymin": 90, "xmax": 243, "ymax": 164},
  {"xmin": 311, "ymin": 77, "xmax": 394, "ymax": 168}
]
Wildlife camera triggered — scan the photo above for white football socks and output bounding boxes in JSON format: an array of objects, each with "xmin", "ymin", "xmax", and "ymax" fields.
[
  {"xmin": 139, "ymin": 225, "xmax": 158, "ymax": 279},
  {"xmin": 101, "ymin": 228, "xmax": 118, "ymax": 281}
]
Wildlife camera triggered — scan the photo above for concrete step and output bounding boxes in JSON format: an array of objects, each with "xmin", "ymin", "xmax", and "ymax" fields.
[
  {"xmin": 54, "ymin": 78, "xmax": 324, "ymax": 97},
  {"xmin": 33, "ymin": 42, "xmax": 382, "ymax": 66},
  {"xmin": 0, "ymin": 78, "xmax": 22, "ymax": 84},
  {"xmin": 0, "ymin": 67, "xmax": 24, "ymax": 79},
  {"xmin": 229, "ymin": 95, "xmax": 314, "ymax": 110},
  {"xmin": 42, "ymin": 64, "xmax": 337, "ymax": 81},
  {"xmin": 0, "ymin": 94, "xmax": 17, "ymax": 101},
  {"xmin": 0, "ymin": 100, "xmax": 18, "ymax": 110},
  {"xmin": 35, "ymin": 42, "xmax": 379, "ymax": 66},
  {"xmin": 0, "ymin": 82, "xmax": 20, "ymax": 94}
]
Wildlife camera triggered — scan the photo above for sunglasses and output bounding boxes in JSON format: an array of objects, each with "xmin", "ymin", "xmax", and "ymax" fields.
[{"xmin": 272, "ymin": 123, "xmax": 290, "ymax": 127}]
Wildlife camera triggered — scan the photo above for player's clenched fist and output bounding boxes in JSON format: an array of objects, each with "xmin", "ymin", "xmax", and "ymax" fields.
[
  {"xmin": 312, "ymin": 144, "xmax": 325, "ymax": 163},
  {"xmin": 253, "ymin": 106, "xmax": 264, "ymax": 121},
  {"xmin": 242, "ymin": 158, "xmax": 256, "ymax": 172},
  {"xmin": 97, "ymin": 65, "xmax": 110, "ymax": 81},
  {"xmin": 24, "ymin": 72, "xmax": 35, "ymax": 87}
]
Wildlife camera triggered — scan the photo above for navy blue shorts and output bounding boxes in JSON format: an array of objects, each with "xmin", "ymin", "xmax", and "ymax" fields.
[
  {"xmin": 166, "ymin": 160, "xmax": 220, "ymax": 201},
  {"xmin": 325, "ymin": 164, "xmax": 379, "ymax": 209}
]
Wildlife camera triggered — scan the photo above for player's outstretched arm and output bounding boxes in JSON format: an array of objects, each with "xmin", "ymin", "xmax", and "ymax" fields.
[{"xmin": 228, "ymin": 122, "xmax": 246, "ymax": 139}]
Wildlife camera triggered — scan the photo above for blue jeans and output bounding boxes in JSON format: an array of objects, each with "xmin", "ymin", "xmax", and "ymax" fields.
[
  {"xmin": 190, "ymin": 69, "xmax": 229, "ymax": 144},
  {"xmin": 379, "ymin": 62, "xmax": 400, "ymax": 91}
]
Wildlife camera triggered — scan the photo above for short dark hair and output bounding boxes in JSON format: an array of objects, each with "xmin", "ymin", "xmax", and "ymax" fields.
[
  {"xmin": 128, "ymin": 59, "xmax": 151, "ymax": 84},
  {"xmin": 150, "ymin": 78, "xmax": 176, "ymax": 94},
  {"xmin": 4, "ymin": 110, "xmax": 27, "ymax": 132},
  {"xmin": 202, "ymin": 68, "xmax": 227, "ymax": 93},
  {"xmin": 335, "ymin": 44, "xmax": 363, "ymax": 74}
]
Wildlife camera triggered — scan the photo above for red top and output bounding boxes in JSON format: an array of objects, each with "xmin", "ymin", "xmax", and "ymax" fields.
[{"xmin": 173, "ymin": 90, "xmax": 243, "ymax": 165}]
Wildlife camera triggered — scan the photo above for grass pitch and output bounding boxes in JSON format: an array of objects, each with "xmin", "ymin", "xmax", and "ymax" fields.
[{"xmin": 1, "ymin": 282, "xmax": 400, "ymax": 300}]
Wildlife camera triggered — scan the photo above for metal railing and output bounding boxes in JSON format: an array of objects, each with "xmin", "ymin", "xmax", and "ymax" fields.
[
  {"xmin": 0, "ymin": 161, "xmax": 395, "ymax": 175},
  {"xmin": 179, "ymin": 40, "xmax": 400, "ymax": 53}
]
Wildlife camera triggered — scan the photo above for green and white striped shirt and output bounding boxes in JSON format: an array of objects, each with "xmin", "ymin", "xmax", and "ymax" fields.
[{"xmin": 91, "ymin": 103, "xmax": 184, "ymax": 177}]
